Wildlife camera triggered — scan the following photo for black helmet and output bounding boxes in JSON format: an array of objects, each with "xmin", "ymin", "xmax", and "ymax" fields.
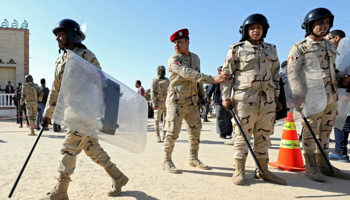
[
  {"xmin": 53, "ymin": 19, "xmax": 85, "ymax": 44},
  {"xmin": 302, "ymin": 8, "xmax": 334, "ymax": 37},
  {"xmin": 239, "ymin": 14, "xmax": 270, "ymax": 42},
  {"xmin": 25, "ymin": 75, "xmax": 33, "ymax": 82}
]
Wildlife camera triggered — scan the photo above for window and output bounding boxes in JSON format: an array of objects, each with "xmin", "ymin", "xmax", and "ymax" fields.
[{"xmin": 7, "ymin": 59, "xmax": 16, "ymax": 64}]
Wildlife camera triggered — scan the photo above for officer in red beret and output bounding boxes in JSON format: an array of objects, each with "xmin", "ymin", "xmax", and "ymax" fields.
[{"xmin": 162, "ymin": 28, "xmax": 229, "ymax": 173}]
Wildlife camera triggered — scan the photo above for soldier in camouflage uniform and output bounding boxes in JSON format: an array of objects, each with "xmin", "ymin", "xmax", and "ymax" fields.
[
  {"xmin": 151, "ymin": 65, "xmax": 170, "ymax": 142},
  {"xmin": 221, "ymin": 14, "xmax": 286, "ymax": 185},
  {"xmin": 162, "ymin": 28, "xmax": 228, "ymax": 174},
  {"xmin": 287, "ymin": 8, "xmax": 350, "ymax": 182},
  {"xmin": 20, "ymin": 75, "xmax": 43, "ymax": 136},
  {"xmin": 41, "ymin": 19, "xmax": 128, "ymax": 200}
]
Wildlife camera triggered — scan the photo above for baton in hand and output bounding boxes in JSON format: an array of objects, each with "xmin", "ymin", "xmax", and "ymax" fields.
[
  {"xmin": 8, "ymin": 124, "xmax": 46, "ymax": 198},
  {"xmin": 298, "ymin": 109, "xmax": 334, "ymax": 174},
  {"xmin": 227, "ymin": 105, "xmax": 263, "ymax": 174}
]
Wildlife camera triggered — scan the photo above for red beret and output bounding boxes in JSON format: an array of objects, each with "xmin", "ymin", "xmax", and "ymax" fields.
[{"xmin": 170, "ymin": 28, "xmax": 189, "ymax": 42}]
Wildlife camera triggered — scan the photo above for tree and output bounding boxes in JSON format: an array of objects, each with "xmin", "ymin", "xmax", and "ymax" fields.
[{"xmin": 145, "ymin": 88, "xmax": 151, "ymax": 101}]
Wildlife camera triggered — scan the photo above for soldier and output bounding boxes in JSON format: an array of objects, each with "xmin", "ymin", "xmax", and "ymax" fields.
[
  {"xmin": 40, "ymin": 19, "xmax": 128, "ymax": 199},
  {"xmin": 288, "ymin": 8, "xmax": 350, "ymax": 181},
  {"xmin": 151, "ymin": 65, "xmax": 170, "ymax": 142},
  {"xmin": 162, "ymin": 28, "xmax": 228, "ymax": 173},
  {"xmin": 221, "ymin": 14, "xmax": 286, "ymax": 185},
  {"xmin": 20, "ymin": 75, "xmax": 43, "ymax": 136}
]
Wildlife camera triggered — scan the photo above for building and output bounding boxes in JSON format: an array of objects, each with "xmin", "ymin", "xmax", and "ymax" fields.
[{"xmin": 0, "ymin": 20, "xmax": 29, "ymax": 117}]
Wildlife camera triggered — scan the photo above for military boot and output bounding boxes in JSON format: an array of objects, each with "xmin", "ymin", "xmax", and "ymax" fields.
[
  {"xmin": 232, "ymin": 159, "xmax": 246, "ymax": 185},
  {"xmin": 254, "ymin": 158, "xmax": 286, "ymax": 185},
  {"xmin": 40, "ymin": 176, "xmax": 70, "ymax": 200},
  {"xmin": 105, "ymin": 164, "xmax": 129, "ymax": 196},
  {"xmin": 155, "ymin": 128, "xmax": 161, "ymax": 142},
  {"xmin": 304, "ymin": 153, "xmax": 326, "ymax": 182},
  {"xmin": 316, "ymin": 151, "xmax": 350, "ymax": 180},
  {"xmin": 303, "ymin": 153, "xmax": 325, "ymax": 182},
  {"xmin": 189, "ymin": 149, "xmax": 210, "ymax": 170},
  {"xmin": 28, "ymin": 120, "xmax": 35, "ymax": 136},
  {"xmin": 161, "ymin": 151, "xmax": 180, "ymax": 173}
]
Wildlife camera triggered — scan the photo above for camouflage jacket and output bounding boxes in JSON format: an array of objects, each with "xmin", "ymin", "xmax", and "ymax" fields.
[
  {"xmin": 43, "ymin": 47, "xmax": 101, "ymax": 118},
  {"xmin": 150, "ymin": 76, "xmax": 169, "ymax": 107},
  {"xmin": 167, "ymin": 52, "xmax": 214, "ymax": 106},
  {"xmin": 221, "ymin": 41, "xmax": 280, "ymax": 103},
  {"xmin": 288, "ymin": 37, "xmax": 339, "ymax": 94},
  {"xmin": 20, "ymin": 82, "xmax": 43, "ymax": 106}
]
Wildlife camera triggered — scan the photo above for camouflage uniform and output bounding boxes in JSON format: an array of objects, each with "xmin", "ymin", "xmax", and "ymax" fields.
[
  {"xmin": 288, "ymin": 37, "xmax": 350, "ymax": 181},
  {"xmin": 20, "ymin": 82, "xmax": 43, "ymax": 135},
  {"xmin": 43, "ymin": 47, "xmax": 128, "ymax": 197},
  {"xmin": 222, "ymin": 40, "xmax": 280, "ymax": 160},
  {"xmin": 151, "ymin": 76, "xmax": 169, "ymax": 141},
  {"xmin": 288, "ymin": 37, "xmax": 338, "ymax": 154},
  {"xmin": 162, "ymin": 52, "xmax": 214, "ymax": 173},
  {"xmin": 222, "ymin": 40, "xmax": 286, "ymax": 185}
]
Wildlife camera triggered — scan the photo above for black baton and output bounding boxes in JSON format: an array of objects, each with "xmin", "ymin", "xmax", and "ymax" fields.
[
  {"xmin": 8, "ymin": 127, "xmax": 45, "ymax": 198},
  {"xmin": 299, "ymin": 111, "xmax": 334, "ymax": 174},
  {"xmin": 227, "ymin": 105, "xmax": 263, "ymax": 173}
]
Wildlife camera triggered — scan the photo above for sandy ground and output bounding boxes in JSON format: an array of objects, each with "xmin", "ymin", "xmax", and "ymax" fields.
[{"xmin": 0, "ymin": 117, "xmax": 349, "ymax": 200}]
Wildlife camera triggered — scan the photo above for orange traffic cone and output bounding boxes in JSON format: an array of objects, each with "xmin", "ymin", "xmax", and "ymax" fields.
[{"xmin": 269, "ymin": 112, "xmax": 305, "ymax": 171}]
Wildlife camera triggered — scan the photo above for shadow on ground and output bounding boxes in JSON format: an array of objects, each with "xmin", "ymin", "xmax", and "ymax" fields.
[{"xmin": 118, "ymin": 190, "xmax": 159, "ymax": 200}]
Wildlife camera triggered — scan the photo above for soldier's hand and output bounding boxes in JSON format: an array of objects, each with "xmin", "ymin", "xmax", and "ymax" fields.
[
  {"xmin": 222, "ymin": 99, "xmax": 232, "ymax": 108},
  {"xmin": 153, "ymin": 106, "xmax": 158, "ymax": 110},
  {"xmin": 42, "ymin": 117, "xmax": 50, "ymax": 128},
  {"xmin": 212, "ymin": 73, "xmax": 230, "ymax": 83},
  {"xmin": 275, "ymin": 97, "xmax": 283, "ymax": 112},
  {"xmin": 342, "ymin": 74, "xmax": 350, "ymax": 87}
]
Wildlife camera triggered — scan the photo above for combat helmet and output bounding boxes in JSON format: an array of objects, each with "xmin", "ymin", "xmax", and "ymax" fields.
[
  {"xmin": 25, "ymin": 75, "xmax": 33, "ymax": 83},
  {"xmin": 53, "ymin": 19, "xmax": 85, "ymax": 44},
  {"xmin": 239, "ymin": 14, "xmax": 270, "ymax": 42},
  {"xmin": 302, "ymin": 8, "xmax": 334, "ymax": 37}
]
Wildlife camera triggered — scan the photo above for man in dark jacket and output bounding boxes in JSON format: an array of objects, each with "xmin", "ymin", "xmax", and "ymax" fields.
[{"xmin": 207, "ymin": 66, "xmax": 233, "ymax": 139}]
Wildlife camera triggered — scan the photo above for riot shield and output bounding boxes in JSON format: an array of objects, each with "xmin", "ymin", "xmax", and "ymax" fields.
[
  {"xmin": 280, "ymin": 53, "xmax": 327, "ymax": 121},
  {"xmin": 52, "ymin": 50, "xmax": 148, "ymax": 153},
  {"xmin": 334, "ymin": 37, "xmax": 350, "ymax": 130}
]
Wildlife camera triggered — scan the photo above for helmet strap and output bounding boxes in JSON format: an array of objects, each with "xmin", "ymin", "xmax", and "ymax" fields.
[
  {"xmin": 248, "ymin": 37, "xmax": 261, "ymax": 44},
  {"xmin": 58, "ymin": 40, "xmax": 69, "ymax": 54}
]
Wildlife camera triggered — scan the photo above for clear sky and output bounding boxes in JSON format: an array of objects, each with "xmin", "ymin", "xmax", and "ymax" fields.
[{"xmin": 2, "ymin": 0, "xmax": 350, "ymax": 92}]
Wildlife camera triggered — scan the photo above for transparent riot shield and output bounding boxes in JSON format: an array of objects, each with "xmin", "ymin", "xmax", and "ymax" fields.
[
  {"xmin": 334, "ymin": 37, "xmax": 350, "ymax": 130},
  {"xmin": 280, "ymin": 53, "xmax": 327, "ymax": 121},
  {"xmin": 52, "ymin": 50, "xmax": 148, "ymax": 153}
]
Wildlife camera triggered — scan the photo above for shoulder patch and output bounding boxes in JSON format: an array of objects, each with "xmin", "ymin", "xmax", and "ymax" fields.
[{"xmin": 174, "ymin": 60, "xmax": 182, "ymax": 65}]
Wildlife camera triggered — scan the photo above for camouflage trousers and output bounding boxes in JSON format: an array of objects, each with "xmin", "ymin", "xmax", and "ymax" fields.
[
  {"xmin": 232, "ymin": 94, "xmax": 276, "ymax": 159},
  {"xmin": 25, "ymin": 103, "xmax": 37, "ymax": 130},
  {"xmin": 59, "ymin": 130, "xmax": 114, "ymax": 179},
  {"xmin": 164, "ymin": 103, "xmax": 202, "ymax": 153},
  {"xmin": 301, "ymin": 91, "xmax": 338, "ymax": 154},
  {"xmin": 154, "ymin": 104, "xmax": 166, "ymax": 133}
]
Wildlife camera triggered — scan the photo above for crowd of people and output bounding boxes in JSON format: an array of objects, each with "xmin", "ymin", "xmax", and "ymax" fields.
[{"xmin": 2, "ymin": 6, "xmax": 350, "ymax": 199}]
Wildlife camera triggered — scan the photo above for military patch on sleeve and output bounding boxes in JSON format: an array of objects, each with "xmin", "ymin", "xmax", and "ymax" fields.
[
  {"xmin": 290, "ymin": 54, "xmax": 299, "ymax": 62},
  {"xmin": 174, "ymin": 60, "xmax": 182, "ymax": 65}
]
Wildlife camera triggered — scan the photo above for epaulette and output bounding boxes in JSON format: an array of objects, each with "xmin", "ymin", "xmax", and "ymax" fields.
[
  {"xmin": 262, "ymin": 41, "xmax": 276, "ymax": 49},
  {"xmin": 230, "ymin": 42, "xmax": 244, "ymax": 49},
  {"xmin": 293, "ymin": 39, "xmax": 308, "ymax": 54}
]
